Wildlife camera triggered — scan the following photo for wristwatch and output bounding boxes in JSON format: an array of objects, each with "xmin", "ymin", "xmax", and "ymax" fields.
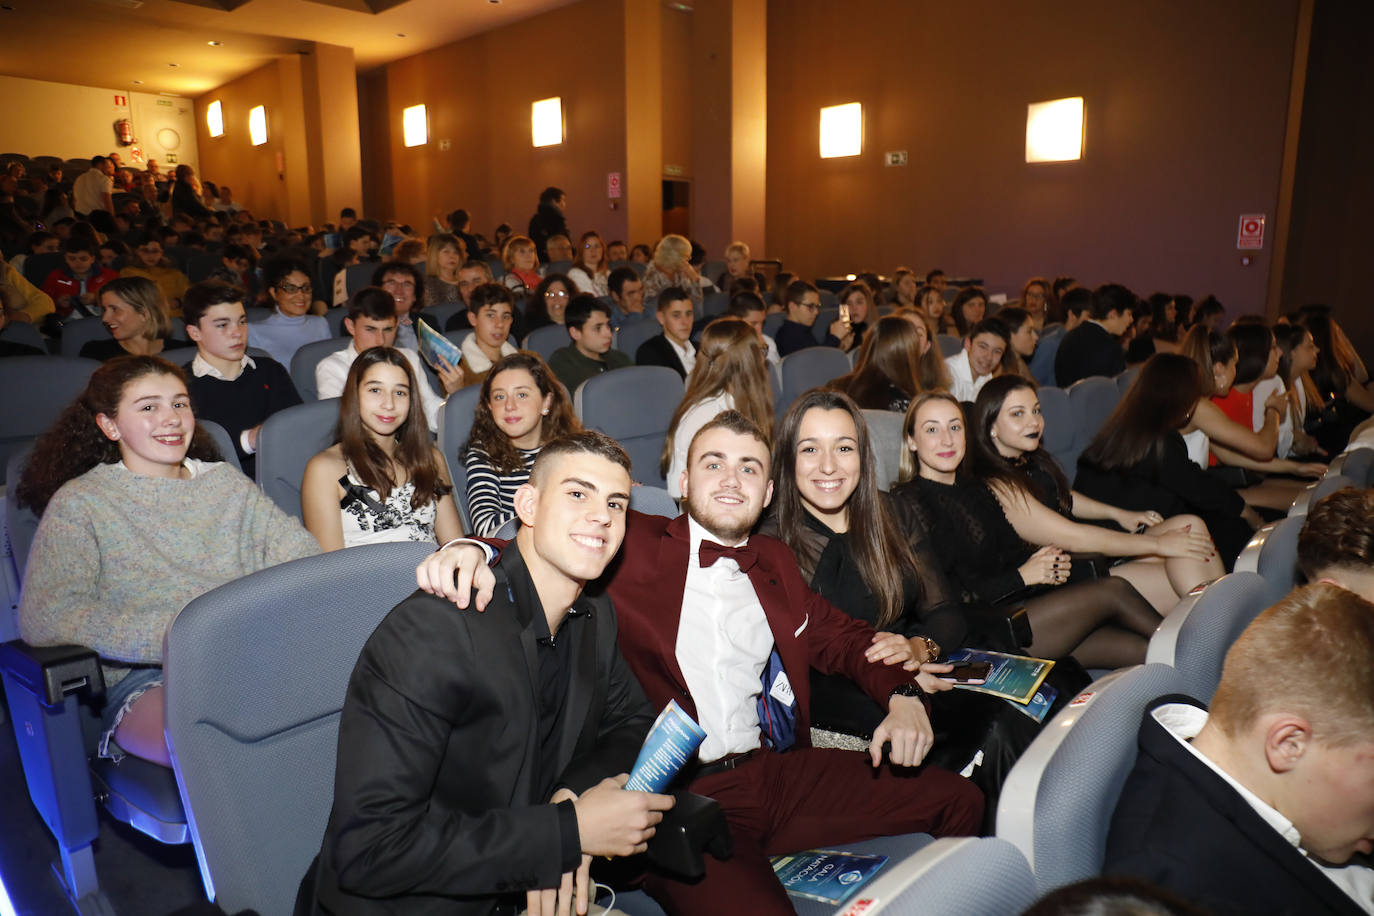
[
  {"xmin": 890, "ymin": 681, "xmax": 926, "ymax": 700},
  {"xmin": 918, "ymin": 636, "xmax": 941, "ymax": 664}
]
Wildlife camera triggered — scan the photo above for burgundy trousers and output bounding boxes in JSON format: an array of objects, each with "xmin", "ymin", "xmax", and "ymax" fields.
[{"xmin": 644, "ymin": 747, "xmax": 984, "ymax": 915}]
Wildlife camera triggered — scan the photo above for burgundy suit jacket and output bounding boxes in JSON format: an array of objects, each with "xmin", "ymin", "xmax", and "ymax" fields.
[{"xmin": 489, "ymin": 511, "xmax": 916, "ymax": 747}]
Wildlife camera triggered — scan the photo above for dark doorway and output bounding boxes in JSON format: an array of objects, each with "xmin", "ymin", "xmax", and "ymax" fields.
[{"xmin": 662, "ymin": 179, "xmax": 690, "ymax": 238}]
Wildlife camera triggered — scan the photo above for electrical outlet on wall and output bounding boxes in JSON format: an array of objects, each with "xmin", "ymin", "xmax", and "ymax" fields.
[
  {"xmin": 438, "ymin": 138, "xmax": 451, "ymax": 151},
  {"xmin": 885, "ymin": 151, "xmax": 908, "ymax": 167}
]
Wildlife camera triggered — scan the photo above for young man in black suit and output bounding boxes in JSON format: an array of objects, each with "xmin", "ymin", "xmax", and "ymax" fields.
[
  {"xmin": 1104, "ymin": 584, "xmax": 1374, "ymax": 915},
  {"xmin": 634, "ymin": 285, "xmax": 696, "ymax": 380},
  {"xmin": 305, "ymin": 431, "xmax": 673, "ymax": 916},
  {"xmin": 1053, "ymin": 282, "xmax": 1135, "ymax": 387}
]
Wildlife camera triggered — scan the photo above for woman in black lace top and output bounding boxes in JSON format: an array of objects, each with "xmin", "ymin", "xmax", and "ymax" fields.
[
  {"xmin": 967, "ymin": 375, "xmax": 1224, "ymax": 613},
  {"xmin": 890, "ymin": 391, "xmax": 1162, "ymax": 669}
]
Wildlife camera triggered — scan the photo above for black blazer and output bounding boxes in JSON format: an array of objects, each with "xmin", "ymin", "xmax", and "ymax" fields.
[
  {"xmin": 1053, "ymin": 320, "xmax": 1124, "ymax": 387},
  {"xmin": 1104, "ymin": 695, "xmax": 1368, "ymax": 916},
  {"xmin": 635, "ymin": 333, "xmax": 692, "ymax": 380},
  {"xmin": 306, "ymin": 541, "xmax": 654, "ymax": 915}
]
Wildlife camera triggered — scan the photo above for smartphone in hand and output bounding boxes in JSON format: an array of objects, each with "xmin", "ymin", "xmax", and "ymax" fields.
[{"xmin": 938, "ymin": 661, "xmax": 992, "ymax": 684}]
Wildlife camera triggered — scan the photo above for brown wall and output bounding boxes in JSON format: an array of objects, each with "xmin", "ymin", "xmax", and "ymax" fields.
[
  {"xmin": 764, "ymin": 0, "xmax": 1303, "ymax": 307},
  {"xmin": 1282, "ymin": 1, "xmax": 1374, "ymax": 357},
  {"xmin": 195, "ymin": 59, "xmax": 300, "ymax": 223},
  {"xmin": 361, "ymin": 0, "xmax": 631, "ymax": 246}
]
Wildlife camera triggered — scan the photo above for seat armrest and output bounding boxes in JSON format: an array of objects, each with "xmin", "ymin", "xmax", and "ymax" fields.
[
  {"xmin": 645, "ymin": 792, "xmax": 731, "ymax": 880},
  {"xmin": 0, "ymin": 641, "xmax": 105, "ymax": 705}
]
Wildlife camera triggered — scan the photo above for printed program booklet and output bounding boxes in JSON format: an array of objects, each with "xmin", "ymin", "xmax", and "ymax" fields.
[
  {"xmin": 625, "ymin": 700, "xmax": 707, "ymax": 792},
  {"xmin": 946, "ymin": 648, "xmax": 1054, "ymax": 706},
  {"xmin": 770, "ymin": 850, "xmax": 889, "ymax": 904},
  {"xmin": 416, "ymin": 318, "xmax": 462, "ymax": 373}
]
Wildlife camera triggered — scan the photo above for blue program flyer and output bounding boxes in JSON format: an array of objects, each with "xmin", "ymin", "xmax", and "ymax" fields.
[
  {"xmin": 625, "ymin": 700, "xmax": 706, "ymax": 792},
  {"xmin": 770, "ymin": 850, "xmax": 888, "ymax": 904}
]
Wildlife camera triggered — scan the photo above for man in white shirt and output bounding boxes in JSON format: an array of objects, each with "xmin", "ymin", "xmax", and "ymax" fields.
[
  {"xmin": 1105, "ymin": 584, "xmax": 1374, "ymax": 915},
  {"xmin": 418, "ymin": 411, "xmax": 983, "ymax": 914},
  {"xmin": 315, "ymin": 288, "xmax": 461, "ymax": 433},
  {"xmin": 634, "ymin": 285, "xmax": 696, "ymax": 380},
  {"xmin": 72, "ymin": 156, "xmax": 115, "ymax": 216},
  {"xmin": 944, "ymin": 317, "xmax": 1009, "ymax": 402}
]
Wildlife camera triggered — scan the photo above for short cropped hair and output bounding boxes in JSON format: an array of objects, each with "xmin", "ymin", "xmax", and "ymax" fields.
[
  {"xmin": 1060, "ymin": 286, "xmax": 1093, "ymax": 318},
  {"xmin": 182, "ymin": 280, "xmax": 246, "ymax": 327},
  {"xmin": 657, "ymin": 285, "xmax": 691, "ymax": 312},
  {"xmin": 608, "ymin": 266, "xmax": 639, "ymax": 297},
  {"xmin": 1298, "ymin": 488, "xmax": 1374, "ymax": 581},
  {"xmin": 925, "ymin": 269, "xmax": 945, "ymax": 284},
  {"xmin": 686, "ymin": 409, "xmax": 770, "ymax": 467},
  {"xmin": 348, "ymin": 287, "xmax": 397, "ymax": 322},
  {"xmin": 785, "ymin": 279, "xmax": 819, "ymax": 307},
  {"xmin": 372, "ymin": 260, "xmax": 425, "ymax": 304},
  {"xmin": 64, "ymin": 237, "xmax": 97, "ymax": 256},
  {"xmin": 538, "ymin": 187, "xmax": 565, "ymax": 207},
  {"xmin": 469, "ymin": 282, "xmax": 513, "ymax": 314},
  {"xmin": 728, "ymin": 292, "xmax": 767, "ymax": 318},
  {"xmin": 565, "ymin": 294, "xmax": 610, "ymax": 331},
  {"xmin": 531, "ymin": 429, "xmax": 631, "ymax": 485},
  {"xmin": 1209, "ymin": 583, "xmax": 1374, "ymax": 746},
  {"xmin": 462, "ymin": 259, "xmax": 493, "ymax": 279},
  {"xmin": 1091, "ymin": 283, "xmax": 1138, "ymax": 320},
  {"xmin": 967, "ymin": 316, "xmax": 1010, "ymax": 345}
]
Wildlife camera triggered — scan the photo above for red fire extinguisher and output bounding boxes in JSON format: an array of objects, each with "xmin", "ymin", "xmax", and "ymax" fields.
[{"xmin": 114, "ymin": 119, "xmax": 135, "ymax": 146}]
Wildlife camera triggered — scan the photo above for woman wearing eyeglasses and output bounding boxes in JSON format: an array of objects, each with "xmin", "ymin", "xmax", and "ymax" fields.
[
  {"xmin": 250, "ymin": 255, "xmax": 329, "ymax": 370},
  {"xmin": 523, "ymin": 273, "xmax": 574, "ymax": 332}
]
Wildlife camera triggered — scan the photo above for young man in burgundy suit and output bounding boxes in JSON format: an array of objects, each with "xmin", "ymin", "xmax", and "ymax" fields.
[{"xmin": 418, "ymin": 410, "xmax": 983, "ymax": 914}]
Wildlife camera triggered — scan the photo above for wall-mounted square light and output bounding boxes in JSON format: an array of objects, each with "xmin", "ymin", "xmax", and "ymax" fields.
[
  {"xmin": 248, "ymin": 105, "xmax": 268, "ymax": 146},
  {"xmin": 206, "ymin": 100, "xmax": 224, "ymax": 138},
  {"xmin": 1026, "ymin": 97, "xmax": 1084, "ymax": 163},
  {"xmin": 531, "ymin": 97, "xmax": 563, "ymax": 148},
  {"xmin": 402, "ymin": 104, "xmax": 428, "ymax": 148},
  {"xmin": 819, "ymin": 102, "xmax": 863, "ymax": 159}
]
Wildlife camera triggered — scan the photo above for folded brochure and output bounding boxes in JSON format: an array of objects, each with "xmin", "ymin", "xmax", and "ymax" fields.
[
  {"xmin": 771, "ymin": 850, "xmax": 888, "ymax": 904},
  {"xmin": 625, "ymin": 700, "xmax": 707, "ymax": 793},
  {"xmin": 946, "ymin": 648, "xmax": 1054, "ymax": 705},
  {"xmin": 416, "ymin": 317, "xmax": 462, "ymax": 372}
]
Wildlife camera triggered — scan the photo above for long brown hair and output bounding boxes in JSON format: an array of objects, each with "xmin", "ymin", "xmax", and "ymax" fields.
[
  {"xmin": 661, "ymin": 317, "xmax": 774, "ymax": 477},
  {"xmin": 338, "ymin": 347, "xmax": 448, "ymax": 509},
  {"xmin": 771, "ymin": 390, "xmax": 918, "ymax": 628},
  {"xmin": 836, "ymin": 315, "xmax": 924, "ymax": 408},
  {"xmin": 18, "ymin": 356, "xmax": 220, "ymax": 516},
  {"xmin": 968, "ymin": 374, "xmax": 1071, "ymax": 514},
  {"xmin": 1080, "ymin": 352, "xmax": 1206, "ymax": 472},
  {"xmin": 465, "ymin": 350, "xmax": 580, "ymax": 474},
  {"xmin": 892, "ymin": 307, "xmax": 950, "ymax": 389}
]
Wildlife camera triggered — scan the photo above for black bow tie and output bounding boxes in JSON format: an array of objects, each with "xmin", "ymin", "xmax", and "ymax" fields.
[{"xmin": 699, "ymin": 540, "xmax": 757, "ymax": 572}]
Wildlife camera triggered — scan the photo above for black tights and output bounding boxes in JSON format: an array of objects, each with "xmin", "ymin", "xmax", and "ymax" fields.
[{"xmin": 1021, "ymin": 576, "xmax": 1161, "ymax": 669}]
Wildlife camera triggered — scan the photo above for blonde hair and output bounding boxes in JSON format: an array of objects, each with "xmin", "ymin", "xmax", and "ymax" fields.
[
  {"xmin": 99, "ymin": 276, "xmax": 171, "ymax": 341},
  {"xmin": 425, "ymin": 233, "xmax": 464, "ymax": 278},
  {"xmin": 660, "ymin": 317, "xmax": 773, "ymax": 477},
  {"xmin": 502, "ymin": 235, "xmax": 536, "ymax": 271},
  {"xmin": 1210, "ymin": 583, "xmax": 1374, "ymax": 746},
  {"xmin": 652, "ymin": 234, "xmax": 692, "ymax": 272},
  {"xmin": 725, "ymin": 241, "xmax": 750, "ymax": 260},
  {"xmin": 897, "ymin": 390, "xmax": 963, "ymax": 484}
]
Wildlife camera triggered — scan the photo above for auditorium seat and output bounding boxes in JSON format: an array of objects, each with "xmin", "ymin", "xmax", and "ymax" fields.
[
  {"xmin": 59, "ymin": 318, "xmax": 118, "ymax": 358},
  {"xmin": 199, "ymin": 419, "xmax": 242, "ymax": 474},
  {"xmin": 779, "ymin": 347, "xmax": 850, "ymax": 415},
  {"xmin": 937, "ymin": 334, "xmax": 962, "ymax": 358},
  {"xmin": 630, "ymin": 485, "xmax": 679, "ymax": 518},
  {"xmin": 343, "ymin": 262, "xmax": 376, "ymax": 300},
  {"xmin": 1327, "ymin": 447, "xmax": 1374, "ymax": 487},
  {"xmin": 1115, "ymin": 365, "xmax": 1140, "ymax": 394},
  {"xmin": 574, "ymin": 365, "xmax": 684, "ymax": 487},
  {"xmin": 0, "ymin": 355, "xmax": 99, "ymax": 486},
  {"xmin": 545, "ymin": 259, "xmax": 572, "ymax": 275},
  {"xmin": 763, "ymin": 312, "xmax": 785, "ymax": 338},
  {"xmin": 997, "ymin": 663, "xmax": 1189, "ymax": 895},
  {"xmin": 1146, "ymin": 572, "xmax": 1271, "ymax": 701},
  {"xmin": 256, "ymin": 398, "xmax": 341, "ymax": 519},
  {"xmin": 324, "ymin": 305, "xmax": 348, "ymax": 338},
  {"xmin": 0, "ymin": 318, "xmax": 46, "ymax": 353},
  {"xmin": 1233, "ymin": 515, "xmax": 1304, "ymax": 606},
  {"xmin": 863, "ymin": 409, "xmax": 907, "ymax": 491},
  {"xmin": 1035, "ymin": 386, "xmax": 1076, "ymax": 481},
  {"xmin": 833, "ymin": 836, "xmax": 1038, "ymax": 916},
  {"xmin": 186, "ymin": 252, "xmax": 223, "ymax": 283},
  {"xmin": 701, "ymin": 290, "xmax": 729, "ymax": 317},
  {"xmin": 522, "ymin": 323, "xmax": 569, "ymax": 362},
  {"xmin": 1066, "ymin": 375, "xmax": 1119, "ymax": 449},
  {"xmin": 1288, "ymin": 473, "xmax": 1354, "ymax": 516},
  {"xmin": 436, "ymin": 384, "xmax": 484, "ymax": 531},
  {"xmin": 420, "ymin": 301, "xmax": 464, "ymax": 332},
  {"xmin": 288, "ymin": 336, "xmax": 350, "ymax": 401},
  {"xmin": 163, "ymin": 543, "xmax": 437, "ymax": 915},
  {"xmin": 5, "ymin": 444, "xmax": 38, "ymax": 588},
  {"xmin": 811, "ymin": 307, "xmax": 840, "ymax": 342},
  {"xmin": 614, "ymin": 316, "xmax": 663, "ymax": 362}
]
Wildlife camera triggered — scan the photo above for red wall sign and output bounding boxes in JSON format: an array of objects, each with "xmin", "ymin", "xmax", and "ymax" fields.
[
  {"xmin": 1237, "ymin": 214, "xmax": 1265, "ymax": 250},
  {"xmin": 114, "ymin": 94, "xmax": 128, "ymax": 107}
]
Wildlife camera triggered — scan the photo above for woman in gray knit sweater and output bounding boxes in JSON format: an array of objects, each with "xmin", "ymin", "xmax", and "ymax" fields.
[{"xmin": 17, "ymin": 355, "xmax": 319, "ymax": 767}]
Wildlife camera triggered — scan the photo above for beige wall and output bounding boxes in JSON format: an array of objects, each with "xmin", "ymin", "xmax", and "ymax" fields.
[
  {"xmin": 764, "ymin": 0, "xmax": 1303, "ymax": 307},
  {"xmin": 0, "ymin": 75, "xmax": 198, "ymax": 171},
  {"xmin": 194, "ymin": 60, "xmax": 298, "ymax": 223}
]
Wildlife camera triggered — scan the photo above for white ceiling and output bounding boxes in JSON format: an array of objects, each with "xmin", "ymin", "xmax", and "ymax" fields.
[{"xmin": 0, "ymin": 0, "xmax": 578, "ymax": 96}]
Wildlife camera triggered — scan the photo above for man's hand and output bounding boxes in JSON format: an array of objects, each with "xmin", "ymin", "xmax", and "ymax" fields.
[
  {"xmin": 572, "ymin": 774, "xmax": 675, "ymax": 858},
  {"xmin": 246, "ymin": 423, "xmax": 262, "ymax": 452},
  {"xmin": 415, "ymin": 542, "xmax": 497, "ymax": 609},
  {"xmin": 870, "ymin": 694, "xmax": 934, "ymax": 768},
  {"xmin": 914, "ymin": 662, "xmax": 955, "ymax": 694},
  {"xmin": 436, "ymin": 357, "xmax": 465, "ymax": 395}
]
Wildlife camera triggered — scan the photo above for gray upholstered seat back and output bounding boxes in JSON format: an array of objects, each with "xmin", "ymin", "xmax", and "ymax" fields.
[
  {"xmin": 574, "ymin": 365, "xmax": 684, "ymax": 487},
  {"xmin": 1147, "ymin": 571, "xmax": 1271, "ymax": 701},
  {"xmin": 778, "ymin": 347, "xmax": 850, "ymax": 415},
  {"xmin": 255, "ymin": 397, "xmax": 341, "ymax": 519},
  {"xmin": 164, "ymin": 542, "xmax": 436, "ymax": 916}
]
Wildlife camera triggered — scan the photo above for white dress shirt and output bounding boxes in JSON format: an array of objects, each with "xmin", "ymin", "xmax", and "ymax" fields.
[
  {"xmin": 315, "ymin": 343, "xmax": 444, "ymax": 433},
  {"xmin": 943, "ymin": 350, "xmax": 991, "ymax": 402},
  {"xmin": 676, "ymin": 516, "xmax": 774, "ymax": 763},
  {"xmin": 1156, "ymin": 703, "xmax": 1374, "ymax": 913},
  {"xmin": 665, "ymin": 336, "xmax": 697, "ymax": 376}
]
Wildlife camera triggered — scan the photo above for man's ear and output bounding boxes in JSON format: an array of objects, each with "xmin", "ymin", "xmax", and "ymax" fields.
[
  {"xmin": 95, "ymin": 412, "xmax": 120, "ymax": 442},
  {"xmin": 1263, "ymin": 715, "xmax": 1314, "ymax": 774},
  {"xmin": 185, "ymin": 322, "xmax": 203, "ymax": 343},
  {"xmin": 964, "ymin": 337, "xmax": 974, "ymax": 353},
  {"xmin": 513, "ymin": 482, "xmax": 539, "ymax": 528},
  {"xmin": 679, "ymin": 468, "xmax": 690, "ymax": 502},
  {"xmin": 656, "ymin": 311, "xmax": 668, "ymax": 329},
  {"xmin": 762, "ymin": 479, "xmax": 774, "ymax": 509},
  {"xmin": 568, "ymin": 325, "xmax": 583, "ymax": 344},
  {"xmin": 343, "ymin": 317, "xmax": 356, "ymax": 338}
]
